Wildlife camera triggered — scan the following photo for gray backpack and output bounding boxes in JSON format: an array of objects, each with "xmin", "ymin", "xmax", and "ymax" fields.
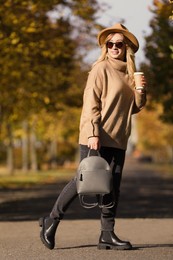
[{"xmin": 76, "ymin": 151, "xmax": 114, "ymax": 209}]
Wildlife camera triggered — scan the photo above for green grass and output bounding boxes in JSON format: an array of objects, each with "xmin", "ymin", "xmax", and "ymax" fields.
[
  {"xmin": 0, "ymin": 168, "xmax": 76, "ymax": 189},
  {"xmin": 1, "ymin": 161, "xmax": 172, "ymax": 189}
]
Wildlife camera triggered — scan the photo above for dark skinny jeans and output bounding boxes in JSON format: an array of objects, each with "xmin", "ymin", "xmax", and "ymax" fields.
[{"xmin": 50, "ymin": 145, "xmax": 125, "ymax": 231}]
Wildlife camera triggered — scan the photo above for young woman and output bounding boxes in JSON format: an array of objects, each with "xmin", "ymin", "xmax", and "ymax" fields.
[{"xmin": 39, "ymin": 23, "xmax": 147, "ymax": 250}]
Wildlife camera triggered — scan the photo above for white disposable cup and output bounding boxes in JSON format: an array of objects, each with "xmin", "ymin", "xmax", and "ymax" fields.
[{"xmin": 134, "ymin": 72, "xmax": 144, "ymax": 89}]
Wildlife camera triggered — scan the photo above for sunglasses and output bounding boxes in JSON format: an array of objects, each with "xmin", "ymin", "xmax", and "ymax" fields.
[{"xmin": 106, "ymin": 41, "xmax": 125, "ymax": 49}]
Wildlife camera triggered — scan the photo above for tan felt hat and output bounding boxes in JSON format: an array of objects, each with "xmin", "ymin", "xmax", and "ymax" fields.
[{"xmin": 97, "ymin": 23, "xmax": 139, "ymax": 53}]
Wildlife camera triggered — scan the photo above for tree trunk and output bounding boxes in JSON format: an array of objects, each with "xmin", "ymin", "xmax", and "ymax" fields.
[
  {"xmin": 167, "ymin": 145, "xmax": 173, "ymax": 163},
  {"xmin": 22, "ymin": 121, "xmax": 29, "ymax": 173},
  {"xmin": 49, "ymin": 139, "xmax": 58, "ymax": 168},
  {"xmin": 30, "ymin": 122, "xmax": 38, "ymax": 171},
  {"xmin": 6, "ymin": 124, "xmax": 14, "ymax": 175}
]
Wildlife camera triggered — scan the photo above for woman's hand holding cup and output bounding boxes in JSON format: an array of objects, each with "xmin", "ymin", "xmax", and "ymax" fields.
[{"xmin": 134, "ymin": 72, "xmax": 147, "ymax": 92}]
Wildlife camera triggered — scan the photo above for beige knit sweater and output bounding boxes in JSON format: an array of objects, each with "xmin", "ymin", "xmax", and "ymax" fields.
[{"xmin": 79, "ymin": 56, "xmax": 146, "ymax": 150}]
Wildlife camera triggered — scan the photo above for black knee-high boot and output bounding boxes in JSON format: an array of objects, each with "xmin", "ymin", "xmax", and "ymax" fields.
[
  {"xmin": 98, "ymin": 231, "xmax": 132, "ymax": 250},
  {"xmin": 39, "ymin": 216, "xmax": 60, "ymax": 250}
]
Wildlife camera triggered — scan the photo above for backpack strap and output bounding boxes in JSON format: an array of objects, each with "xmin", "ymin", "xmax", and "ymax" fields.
[
  {"xmin": 79, "ymin": 195, "xmax": 98, "ymax": 209},
  {"xmin": 79, "ymin": 194, "xmax": 115, "ymax": 209},
  {"xmin": 87, "ymin": 149, "xmax": 101, "ymax": 157},
  {"xmin": 97, "ymin": 195, "xmax": 115, "ymax": 209}
]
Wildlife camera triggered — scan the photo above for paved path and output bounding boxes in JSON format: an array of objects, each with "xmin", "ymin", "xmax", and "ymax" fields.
[
  {"xmin": 0, "ymin": 157, "xmax": 173, "ymax": 259},
  {"xmin": 0, "ymin": 219, "xmax": 173, "ymax": 260}
]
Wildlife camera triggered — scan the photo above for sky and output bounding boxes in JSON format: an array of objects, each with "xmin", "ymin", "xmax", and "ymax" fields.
[{"xmin": 87, "ymin": 0, "xmax": 154, "ymax": 68}]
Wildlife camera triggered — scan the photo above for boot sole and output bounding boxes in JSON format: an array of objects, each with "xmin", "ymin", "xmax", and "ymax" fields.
[
  {"xmin": 97, "ymin": 243, "xmax": 132, "ymax": 250},
  {"xmin": 39, "ymin": 217, "xmax": 54, "ymax": 250}
]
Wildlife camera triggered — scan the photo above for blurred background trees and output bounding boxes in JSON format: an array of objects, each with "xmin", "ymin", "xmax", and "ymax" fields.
[
  {"xmin": 0, "ymin": 0, "xmax": 100, "ymax": 173},
  {"xmin": 137, "ymin": 0, "xmax": 173, "ymax": 162},
  {"xmin": 0, "ymin": 0, "xmax": 173, "ymax": 174}
]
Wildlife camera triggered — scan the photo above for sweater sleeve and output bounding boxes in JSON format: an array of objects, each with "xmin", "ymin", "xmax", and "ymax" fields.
[
  {"xmin": 132, "ymin": 90, "xmax": 147, "ymax": 114},
  {"xmin": 81, "ymin": 66, "xmax": 103, "ymax": 138}
]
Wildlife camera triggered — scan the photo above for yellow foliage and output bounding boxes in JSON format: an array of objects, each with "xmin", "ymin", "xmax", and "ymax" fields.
[
  {"xmin": 0, "ymin": 32, "xmax": 4, "ymax": 39},
  {"xmin": 25, "ymin": 27, "xmax": 37, "ymax": 33},
  {"xmin": 16, "ymin": 43, "xmax": 23, "ymax": 53},
  {"xmin": 32, "ymin": 92, "xmax": 38, "ymax": 98},
  {"xmin": 30, "ymin": 4, "xmax": 37, "ymax": 12},
  {"xmin": 4, "ymin": 0, "xmax": 11, "ymax": 7},
  {"xmin": 10, "ymin": 32, "xmax": 17, "ymax": 39},
  {"xmin": 136, "ymin": 104, "xmax": 173, "ymax": 160},
  {"xmin": 11, "ymin": 71, "xmax": 21, "ymax": 78},
  {"xmin": 44, "ymin": 97, "xmax": 50, "ymax": 104},
  {"xmin": 27, "ymin": 71, "xmax": 35, "ymax": 78},
  {"xmin": 11, "ymin": 38, "xmax": 20, "ymax": 45},
  {"xmin": 153, "ymin": 0, "xmax": 173, "ymax": 17},
  {"xmin": 42, "ymin": 50, "xmax": 50, "ymax": 57}
]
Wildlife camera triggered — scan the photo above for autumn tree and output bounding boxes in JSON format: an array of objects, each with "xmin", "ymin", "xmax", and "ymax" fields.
[
  {"xmin": 137, "ymin": 0, "xmax": 173, "ymax": 162},
  {"xmin": 140, "ymin": 0, "xmax": 173, "ymax": 123},
  {"xmin": 0, "ymin": 0, "xmax": 100, "ymax": 173},
  {"xmin": 136, "ymin": 106, "xmax": 173, "ymax": 162}
]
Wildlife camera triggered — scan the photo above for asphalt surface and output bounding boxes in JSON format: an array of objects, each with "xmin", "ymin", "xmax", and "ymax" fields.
[{"xmin": 0, "ymin": 157, "xmax": 173, "ymax": 259}]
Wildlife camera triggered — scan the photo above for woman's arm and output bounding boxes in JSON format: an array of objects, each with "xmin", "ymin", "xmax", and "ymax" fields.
[
  {"xmin": 132, "ymin": 75, "xmax": 147, "ymax": 114},
  {"xmin": 81, "ymin": 66, "xmax": 103, "ymax": 149}
]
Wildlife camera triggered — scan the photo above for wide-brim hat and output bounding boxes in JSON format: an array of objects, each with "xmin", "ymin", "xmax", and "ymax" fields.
[{"xmin": 97, "ymin": 23, "xmax": 139, "ymax": 53}]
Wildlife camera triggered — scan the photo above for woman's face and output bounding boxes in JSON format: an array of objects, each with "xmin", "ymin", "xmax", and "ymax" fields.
[{"xmin": 107, "ymin": 33, "xmax": 126, "ymax": 61}]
